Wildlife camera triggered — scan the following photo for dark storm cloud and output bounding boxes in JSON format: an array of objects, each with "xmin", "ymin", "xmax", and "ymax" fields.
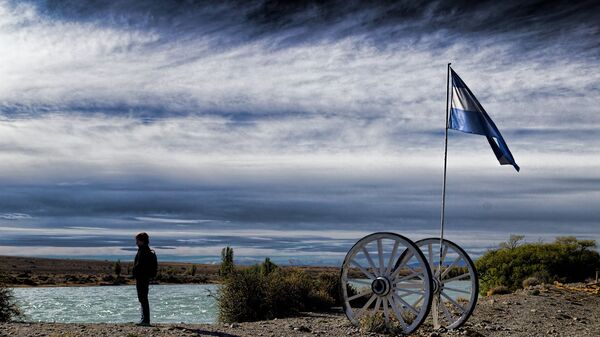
[{"xmin": 15, "ymin": 0, "xmax": 599, "ymax": 47}]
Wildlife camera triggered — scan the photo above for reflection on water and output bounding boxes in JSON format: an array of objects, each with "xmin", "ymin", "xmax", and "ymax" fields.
[{"xmin": 12, "ymin": 284, "xmax": 219, "ymax": 324}]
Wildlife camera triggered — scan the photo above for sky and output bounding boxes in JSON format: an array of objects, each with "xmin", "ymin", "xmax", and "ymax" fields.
[{"xmin": 0, "ymin": 0, "xmax": 598, "ymax": 265}]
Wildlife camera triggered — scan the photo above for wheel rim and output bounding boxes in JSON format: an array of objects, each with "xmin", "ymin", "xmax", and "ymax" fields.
[
  {"xmin": 415, "ymin": 238, "xmax": 478, "ymax": 330},
  {"xmin": 340, "ymin": 232, "xmax": 433, "ymax": 334}
]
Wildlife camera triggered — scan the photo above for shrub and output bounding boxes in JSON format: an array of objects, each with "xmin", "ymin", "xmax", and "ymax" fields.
[
  {"xmin": 486, "ymin": 285, "xmax": 510, "ymax": 296},
  {"xmin": 522, "ymin": 277, "xmax": 540, "ymax": 288},
  {"xmin": 476, "ymin": 236, "xmax": 600, "ymax": 295},
  {"xmin": 218, "ymin": 268, "xmax": 266, "ymax": 322},
  {"xmin": 0, "ymin": 278, "xmax": 22, "ymax": 322},
  {"xmin": 218, "ymin": 263, "xmax": 336, "ymax": 322},
  {"xmin": 260, "ymin": 258, "xmax": 278, "ymax": 276},
  {"xmin": 358, "ymin": 311, "xmax": 407, "ymax": 335},
  {"xmin": 314, "ymin": 272, "xmax": 343, "ymax": 306},
  {"xmin": 187, "ymin": 265, "xmax": 197, "ymax": 276}
]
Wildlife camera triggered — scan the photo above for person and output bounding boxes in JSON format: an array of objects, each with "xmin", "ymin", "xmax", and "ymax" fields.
[{"xmin": 132, "ymin": 232, "xmax": 157, "ymax": 326}]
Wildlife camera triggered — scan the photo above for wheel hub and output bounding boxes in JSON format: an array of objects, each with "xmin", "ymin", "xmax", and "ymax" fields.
[
  {"xmin": 433, "ymin": 277, "xmax": 442, "ymax": 294},
  {"xmin": 371, "ymin": 276, "xmax": 391, "ymax": 297}
]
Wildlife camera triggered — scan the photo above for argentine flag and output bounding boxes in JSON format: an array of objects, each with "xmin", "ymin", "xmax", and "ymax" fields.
[{"xmin": 449, "ymin": 69, "xmax": 520, "ymax": 172}]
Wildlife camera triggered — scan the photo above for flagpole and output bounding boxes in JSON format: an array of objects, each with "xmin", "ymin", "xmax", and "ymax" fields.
[{"xmin": 439, "ymin": 63, "xmax": 451, "ymax": 275}]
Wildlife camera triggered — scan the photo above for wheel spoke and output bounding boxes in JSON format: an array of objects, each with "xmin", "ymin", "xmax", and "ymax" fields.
[
  {"xmin": 440, "ymin": 296, "xmax": 456, "ymax": 324},
  {"xmin": 440, "ymin": 255, "xmax": 462, "ymax": 278},
  {"xmin": 443, "ymin": 286, "xmax": 471, "ymax": 294},
  {"xmin": 395, "ymin": 288, "xmax": 423, "ymax": 296},
  {"xmin": 389, "ymin": 295, "xmax": 408, "ymax": 331},
  {"xmin": 441, "ymin": 292, "xmax": 466, "ymax": 314},
  {"xmin": 350, "ymin": 278, "xmax": 372, "ymax": 285},
  {"xmin": 386, "ymin": 241, "xmax": 400, "ymax": 275},
  {"xmin": 392, "ymin": 293, "xmax": 419, "ymax": 315},
  {"xmin": 361, "ymin": 248, "xmax": 378, "ymax": 275},
  {"xmin": 412, "ymin": 294, "xmax": 424, "ymax": 308},
  {"xmin": 348, "ymin": 289, "xmax": 372, "ymax": 301},
  {"xmin": 432, "ymin": 295, "xmax": 439, "ymax": 329},
  {"xmin": 395, "ymin": 282, "xmax": 424, "ymax": 289},
  {"xmin": 351, "ymin": 259, "xmax": 376, "ymax": 280},
  {"xmin": 382, "ymin": 297, "xmax": 390, "ymax": 327},
  {"xmin": 355, "ymin": 294, "xmax": 377, "ymax": 318},
  {"xmin": 390, "ymin": 251, "xmax": 413, "ymax": 279},
  {"xmin": 428, "ymin": 243, "xmax": 434, "ymax": 271},
  {"xmin": 438, "ymin": 244, "xmax": 449, "ymax": 276},
  {"xmin": 377, "ymin": 239, "xmax": 385, "ymax": 275},
  {"xmin": 374, "ymin": 297, "xmax": 382, "ymax": 313},
  {"xmin": 394, "ymin": 270, "xmax": 421, "ymax": 283},
  {"xmin": 441, "ymin": 272, "xmax": 470, "ymax": 283}
]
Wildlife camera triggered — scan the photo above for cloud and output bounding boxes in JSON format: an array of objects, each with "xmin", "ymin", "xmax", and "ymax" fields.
[
  {"xmin": 0, "ymin": 0, "xmax": 598, "ymax": 261},
  {"xmin": 0, "ymin": 212, "xmax": 31, "ymax": 220}
]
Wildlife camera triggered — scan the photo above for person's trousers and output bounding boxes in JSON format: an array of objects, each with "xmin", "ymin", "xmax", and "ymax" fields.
[{"xmin": 136, "ymin": 278, "xmax": 150, "ymax": 323}]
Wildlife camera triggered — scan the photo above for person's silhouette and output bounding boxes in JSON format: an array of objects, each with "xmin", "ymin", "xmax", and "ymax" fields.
[{"xmin": 132, "ymin": 232, "xmax": 157, "ymax": 326}]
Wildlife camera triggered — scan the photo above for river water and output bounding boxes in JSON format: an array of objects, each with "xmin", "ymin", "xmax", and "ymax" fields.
[
  {"xmin": 12, "ymin": 281, "xmax": 472, "ymax": 323},
  {"xmin": 12, "ymin": 284, "xmax": 219, "ymax": 324}
]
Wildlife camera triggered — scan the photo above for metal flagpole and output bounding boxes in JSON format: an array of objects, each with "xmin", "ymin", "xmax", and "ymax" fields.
[{"xmin": 439, "ymin": 63, "xmax": 451, "ymax": 275}]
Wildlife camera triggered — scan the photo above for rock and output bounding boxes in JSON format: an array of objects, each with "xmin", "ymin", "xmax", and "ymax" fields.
[{"xmin": 293, "ymin": 325, "xmax": 311, "ymax": 332}]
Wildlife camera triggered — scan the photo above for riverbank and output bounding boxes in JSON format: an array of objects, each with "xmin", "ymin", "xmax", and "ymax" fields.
[
  {"xmin": 1, "ymin": 284, "xmax": 599, "ymax": 336},
  {"xmin": 0, "ymin": 255, "xmax": 339, "ymax": 287}
]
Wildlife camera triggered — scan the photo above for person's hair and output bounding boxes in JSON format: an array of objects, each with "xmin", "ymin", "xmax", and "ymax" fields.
[{"xmin": 135, "ymin": 232, "xmax": 150, "ymax": 245}]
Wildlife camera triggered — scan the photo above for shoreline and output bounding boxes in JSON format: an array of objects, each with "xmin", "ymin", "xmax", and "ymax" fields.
[{"xmin": 0, "ymin": 255, "xmax": 339, "ymax": 288}]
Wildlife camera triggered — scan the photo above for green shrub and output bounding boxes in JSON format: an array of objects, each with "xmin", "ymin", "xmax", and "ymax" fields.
[
  {"xmin": 0, "ymin": 280, "xmax": 22, "ymax": 322},
  {"xmin": 218, "ymin": 264, "xmax": 336, "ymax": 322},
  {"xmin": 476, "ymin": 236, "xmax": 600, "ymax": 295}
]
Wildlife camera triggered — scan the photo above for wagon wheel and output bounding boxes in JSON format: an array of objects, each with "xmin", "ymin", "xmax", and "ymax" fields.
[
  {"xmin": 340, "ymin": 232, "xmax": 433, "ymax": 335},
  {"xmin": 414, "ymin": 238, "xmax": 478, "ymax": 330}
]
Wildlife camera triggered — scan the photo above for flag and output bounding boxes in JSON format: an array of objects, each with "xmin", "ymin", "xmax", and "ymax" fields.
[{"xmin": 449, "ymin": 69, "xmax": 520, "ymax": 172}]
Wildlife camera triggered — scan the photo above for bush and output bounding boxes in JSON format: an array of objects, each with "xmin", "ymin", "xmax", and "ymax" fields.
[
  {"xmin": 218, "ymin": 260, "xmax": 336, "ymax": 322},
  {"xmin": 522, "ymin": 277, "xmax": 540, "ymax": 288},
  {"xmin": 476, "ymin": 236, "xmax": 600, "ymax": 295},
  {"xmin": 358, "ymin": 311, "xmax": 408, "ymax": 335},
  {"xmin": 0, "ymin": 279, "xmax": 22, "ymax": 322},
  {"xmin": 486, "ymin": 285, "xmax": 510, "ymax": 296}
]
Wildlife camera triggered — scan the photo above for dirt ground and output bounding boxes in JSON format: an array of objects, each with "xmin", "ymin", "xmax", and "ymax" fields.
[{"xmin": 1, "ymin": 285, "xmax": 599, "ymax": 337}]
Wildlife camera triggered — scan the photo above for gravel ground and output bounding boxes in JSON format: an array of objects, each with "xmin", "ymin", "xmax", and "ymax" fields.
[{"xmin": 1, "ymin": 285, "xmax": 599, "ymax": 337}]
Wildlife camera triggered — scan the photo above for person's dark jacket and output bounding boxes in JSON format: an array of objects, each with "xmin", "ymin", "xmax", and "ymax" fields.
[{"xmin": 133, "ymin": 245, "xmax": 154, "ymax": 280}]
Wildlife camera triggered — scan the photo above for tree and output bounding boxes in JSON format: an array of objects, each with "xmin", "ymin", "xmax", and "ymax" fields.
[
  {"xmin": 220, "ymin": 246, "xmax": 235, "ymax": 278},
  {"xmin": 499, "ymin": 234, "xmax": 525, "ymax": 250},
  {"xmin": 0, "ymin": 274, "xmax": 21, "ymax": 322},
  {"xmin": 114, "ymin": 260, "xmax": 122, "ymax": 277},
  {"xmin": 260, "ymin": 257, "xmax": 278, "ymax": 276},
  {"xmin": 187, "ymin": 264, "xmax": 197, "ymax": 276}
]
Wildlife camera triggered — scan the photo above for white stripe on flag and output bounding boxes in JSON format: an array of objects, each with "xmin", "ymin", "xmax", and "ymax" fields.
[{"xmin": 452, "ymin": 86, "xmax": 481, "ymax": 112}]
